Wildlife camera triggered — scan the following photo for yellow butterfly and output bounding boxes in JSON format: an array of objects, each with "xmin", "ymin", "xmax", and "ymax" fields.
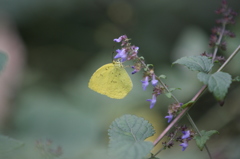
[{"xmin": 88, "ymin": 61, "xmax": 133, "ymax": 99}]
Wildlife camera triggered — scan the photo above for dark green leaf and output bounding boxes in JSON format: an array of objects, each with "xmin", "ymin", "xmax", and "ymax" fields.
[
  {"xmin": 108, "ymin": 114, "xmax": 155, "ymax": 159},
  {"xmin": 173, "ymin": 56, "xmax": 213, "ymax": 73},
  {"xmin": 197, "ymin": 72, "xmax": 232, "ymax": 100},
  {"xmin": 194, "ymin": 130, "xmax": 219, "ymax": 151}
]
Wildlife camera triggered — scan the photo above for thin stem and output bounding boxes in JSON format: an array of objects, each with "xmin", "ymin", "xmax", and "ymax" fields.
[
  {"xmin": 217, "ymin": 44, "xmax": 240, "ymax": 72},
  {"xmin": 153, "ymin": 127, "xmax": 180, "ymax": 157},
  {"xmin": 152, "ymin": 44, "xmax": 240, "ymax": 156},
  {"xmin": 153, "ymin": 85, "xmax": 207, "ymax": 146},
  {"xmin": 139, "ymin": 57, "xmax": 180, "ymax": 103},
  {"xmin": 212, "ymin": 23, "xmax": 226, "ymax": 63},
  {"xmin": 186, "ymin": 113, "xmax": 212, "ymax": 159}
]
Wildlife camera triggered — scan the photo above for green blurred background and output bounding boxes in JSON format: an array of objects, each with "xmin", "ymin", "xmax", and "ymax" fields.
[{"xmin": 0, "ymin": 0, "xmax": 239, "ymax": 158}]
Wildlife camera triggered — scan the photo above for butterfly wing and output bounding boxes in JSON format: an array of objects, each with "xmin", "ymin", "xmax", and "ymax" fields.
[{"xmin": 88, "ymin": 63, "xmax": 133, "ymax": 99}]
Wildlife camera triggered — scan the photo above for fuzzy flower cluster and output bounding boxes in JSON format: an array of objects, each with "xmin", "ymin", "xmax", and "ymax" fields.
[
  {"xmin": 201, "ymin": 52, "xmax": 226, "ymax": 64},
  {"xmin": 114, "ymin": 35, "xmax": 166, "ymax": 109},
  {"xmin": 209, "ymin": 0, "xmax": 237, "ymax": 50},
  {"xmin": 177, "ymin": 125, "xmax": 195, "ymax": 151},
  {"xmin": 113, "ymin": 35, "xmax": 140, "ymax": 64},
  {"xmin": 36, "ymin": 139, "xmax": 63, "ymax": 157},
  {"xmin": 164, "ymin": 125, "xmax": 195, "ymax": 151},
  {"xmin": 165, "ymin": 103, "xmax": 183, "ymax": 123}
]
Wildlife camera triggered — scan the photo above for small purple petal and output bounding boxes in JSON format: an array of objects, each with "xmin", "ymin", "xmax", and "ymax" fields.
[
  {"xmin": 113, "ymin": 35, "xmax": 128, "ymax": 43},
  {"xmin": 151, "ymin": 75, "xmax": 158, "ymax": 86},
  {"xmin": 141, "ymin": 76, "xmax": 149, "ymax": 90},
  {"xmin": 131, "ymin": 46, "xmax": 139, "ymax": 52},
  {"xmin": 146, "ymin": 94, "xmax": 157, "ymax": 109},
  {"xmin": 165, "ymin": 114, "xmax": 173, "ymax": 123},
  {"xmin": 131, "ymin": 66, "xmax": 139, "ymax": 74},
  {"xmin": 114, "ymin": 48, "xmax": 127, "ymax": 62},
  {"xmin": 180, "ymin": 141, "xmax": 188, "ymax": 151},
  {"xmin": 182, "ymin": 130, "xmax": 190, "ymax": 139},
  {"xmin": 113, "ymin": 37, "xmax": 122, "ymax": 43}
]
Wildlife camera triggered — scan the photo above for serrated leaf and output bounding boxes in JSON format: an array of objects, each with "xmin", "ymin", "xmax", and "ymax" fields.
[
  {"xmin": 0, "ymin": 134, "xmax": 24, "ymax": 154},
  {"xmin": 108, "ymin": 114, "xmax": 155, "ymax": 159},
  {"xmin": 197, "ymin": 72, "xmax": 232, "ymax": 100},
  {"xmin": 194, "ymin": 130, "xmax": 219, "ymax": 151},
  {"xmin": 173, "ymin": 56, "xmax": 213, "ymax": 73},
  {"xmin": 0, "ymin": 52, "xmax": 7, "ymax": 72}
]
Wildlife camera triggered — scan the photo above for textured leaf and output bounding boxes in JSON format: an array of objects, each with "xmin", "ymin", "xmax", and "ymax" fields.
[
  {"xmin": 108, "ymin": 114, "xmax": 155, "ymax": 159},
  {"xmin": 173, "ymin": 56, "xmax": 213, "ymax": 73},
  {"xmin": 194, "ymin": 130, "xmax": 219, "ymax": 151},
  {"xmin": 0, "ymin": 52, "xmax": 7, "ymax": 72},
  {"xmin": 197, "ymin": 72, "xmax": 232, "ymax": 100},
  {"xmin": 0, "ymin": 134, "xmax": 24, "ymax": 154}
]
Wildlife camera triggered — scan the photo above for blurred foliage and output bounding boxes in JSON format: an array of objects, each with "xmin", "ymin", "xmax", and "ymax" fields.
[{"xmin": 0, "ymin": 0, "xmax": 239, "ymax": 158}]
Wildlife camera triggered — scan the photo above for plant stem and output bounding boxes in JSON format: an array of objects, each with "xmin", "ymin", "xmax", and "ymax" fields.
[
  {"xmin": 217, "ymin": 44, "xmax": 240, "ymax": 72},
  {"xmin": 153, "ymin": 85, "xmax": 208, "ymax": 146},
  {"xmin": 153, "ymin": 44, "xmax": 240, "ymax": 157},
  {"xmin": 212, "ymin": 23, "xmax": 226, "ymax": 63}
]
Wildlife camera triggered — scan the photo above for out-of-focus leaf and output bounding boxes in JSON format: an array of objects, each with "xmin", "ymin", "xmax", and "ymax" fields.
[
  {"xmin": 172, "ymin": 56, "xmax": 213, "ymax": 73},
  {"xmin": 108, "ymin": 114, "xmax": 155, "ymax": 159},
  {"xmin": 197, "ymin": 72, "xmax": 232, "ymax": 100},
  {"xmin": 0, "ymin": 134, "xmax": 24, "ymax": 154},
  {"xmin": 0, "ymin": 51, "xmax": 7, "ymax": 72},
  {"xmin": 232, "ymin": 76, "xmax": 240, "ymax": 82},
  {"xmin": 194, "ymin": 130, "xmax": 219, "ymax": 151}
]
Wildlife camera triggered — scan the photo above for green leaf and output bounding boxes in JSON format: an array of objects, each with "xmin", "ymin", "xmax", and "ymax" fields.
[
  {"xmin": 194, "ymin": 130, "xmax": 219, "ymax": 151},
  {"xmin": 164, "ymin": 88, "xmax": 181, "ymax": 98},
  {"xmin": 232, "ymin": 76, "xmax": 240, "ymax": 82},
  {"xmin": 165, "ymin": 92, "xmax": 172, "ymax": 98},
  {"xmin": 108, "ymin": 114, "xmax": 155, "ymax": 159},
  {"xmin": 168, "ymin": 87, "xmax": 181, "ymax": 92},
  {"xmin": 0, "ymin": 134, "xmax": 24, "ymax": 154},
  {"xmin": 159, "ymin": 75, "xmax": 167, "ymax": 79},
  {"xmin": 0, "ymin": 52, "xmax": 7, "ymax": 72},
  {"xmin": 181, "ymin": 101, "xmax": 195, "ymax": 109},
  {"xmin": 172, "ymin": 56, "xmax": 213, "ymax": 73},
  {"xmin": 197, "ymin": 72, "xmax": 232, "ymax": 100}
]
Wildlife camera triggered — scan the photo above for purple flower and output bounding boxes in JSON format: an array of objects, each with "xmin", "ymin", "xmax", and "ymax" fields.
[
  {"xmin": 131, "ymin": 45, "xmax": 139, "ymax": 54},
  {"xmin": 151, "ymin": 75, "xmax": 158, "ymax": 86},
  {"xmin": 165, "ymin": 113, "xmax": 173, "ymax": 123},
  {"xmin": 131, "ymin": 66, "xmax": 138, "ymax": 74},
  {"xmin": 146, "ymin": 94, "xmax": 157, "ymax": 109},
  {"xmin": 113, "ymin": 35, "xmax": 127, "ymax": 43},
  {"xmin": 141, "ymin": 76, "xmax": 149, "ymax": 90},
  {"xmin": 114, "ymin": 48, "xmax": 127, "ymax": 62},
  {"xmin": 180, "ymin": 140, "xmax": 188, "ymax": 151},
  {"xmin": 181, "ymin": 130, "xmax": 190, "ymax": 139}
]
